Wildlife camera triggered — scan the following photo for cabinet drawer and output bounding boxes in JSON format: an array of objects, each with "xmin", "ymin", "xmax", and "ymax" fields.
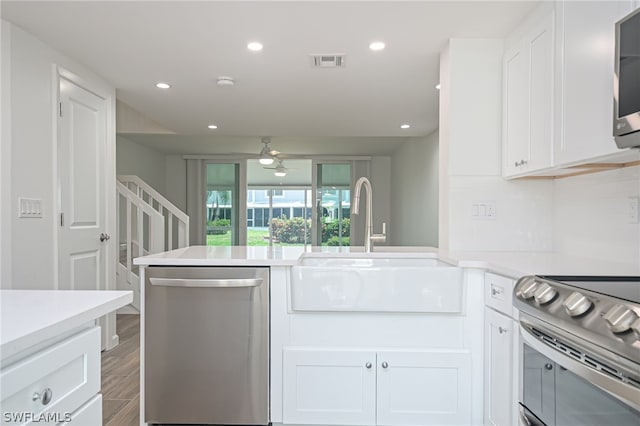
[
  {"xmin": 485, "ymin": 273, "xmax": 516, "ymax": 317},
  {"xmin": 1, "ymin": 327, "xmax": 100, "ymax": 425},
  {"xmin": 60, "ymin": 394, "xmax": 102, "ymax": 426}
]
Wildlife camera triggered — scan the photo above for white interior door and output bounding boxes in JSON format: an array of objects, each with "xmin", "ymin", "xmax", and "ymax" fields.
[{"xmin": 58, "ymin": 77, "xmax": 109, "ymax": 346}]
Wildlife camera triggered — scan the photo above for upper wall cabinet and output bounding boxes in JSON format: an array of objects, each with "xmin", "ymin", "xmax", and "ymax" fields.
[
  {"xmin": 502, "ymin": 1, "xmax": 639, "ymax": 179},
  {"xmin": 503, "ymin": 10, "xmax": 555, "ymax": 177},
  {"xmin": 554, "ymin": 1, "xmax": 636, "ymax": 165}
]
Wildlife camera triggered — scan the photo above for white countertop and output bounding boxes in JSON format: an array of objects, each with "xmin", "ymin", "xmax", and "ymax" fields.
[
  {"xmin": 1, "ymin": 290, "xmax": 133, "ymax": 359},
  {"xmin": 134, "ymin": 245, "xmax": 639, "ymax": 278}
]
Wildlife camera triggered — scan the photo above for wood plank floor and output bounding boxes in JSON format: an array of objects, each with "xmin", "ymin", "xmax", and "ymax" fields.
[{"xmin": 102, "ymin": 314, "xmax": 140, "ymax": 426}]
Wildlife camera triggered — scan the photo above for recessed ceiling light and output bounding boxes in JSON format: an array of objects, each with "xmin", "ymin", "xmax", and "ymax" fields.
[
  {"xmin": 155, "ymin": 82, "xmax": 171, "ymax": 89},
  {"xmin": 435, "ymin": 84, "xmax": 441, "ymax": 90},
  {"xmin": 217, "ymin": 76, "xmax": 235, "ymax": 86},
  {"xmin": 400, "ymin": 124, "xmax": 411, "ymax": 129},
  {"xmin": 369, "ymin": 41, "xmax": 385, "ymax": 51},
  {"xmin": 208, "ymin": 124, "xmax": 218, "ymax": 129},
  {"xmin": 247, "ymin": 42, "xmax": 263, "ymax": 51}
]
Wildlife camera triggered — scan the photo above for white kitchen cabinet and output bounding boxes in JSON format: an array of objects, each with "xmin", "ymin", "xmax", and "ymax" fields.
[
  {"xmin": 483, "ymin": 272, "xmax": 519, "ymax": 426},
  {"xmin": 282, "ymin": 348, "xmax": 471, "ymax": 426},
  {"xmin": 282, "ymin": 348, "xmax": 377, "ymax": 425},
  {"xmin": 503, "ymin": 10, "xmax": 554, "ymax": 177},
  {"xmin": 483, "ymin": 308, "xmax": 515, "ymax": 426},
  {"xmin": 376, "ymin": 351, "xmax": 471, "ymax": 426},
  {"xmin": 0, "ymin": 326, "xmax": 102, "ymax": 426},
  {"xmin": 554, "ymin": 0, "xmax": 635, "ymax": 165}
]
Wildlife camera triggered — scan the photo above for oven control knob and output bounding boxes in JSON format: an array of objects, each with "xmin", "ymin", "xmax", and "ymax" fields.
[
  {"xmin": 563, "ymin": 291, "xmax": 592, "ymax": 317},
  {"xmin": 533, "ymin": 283, "xmax": 557, "ymax": 305},
  {"xmin": 631, "ymin": 318, "xmax": 640, "ymax": 338},
  {"xmin": 603, "ymin": 305, "xmax": 638, "ymax": 334},
  {"xmin": 520, "ymin": 280, "xmax": 540, "ymax": 300}
]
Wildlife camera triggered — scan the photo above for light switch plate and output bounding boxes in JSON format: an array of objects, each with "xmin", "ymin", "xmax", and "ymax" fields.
[
  {"xmin": 18, "ymin": 197, "xmax": 43, "ymax": 218},
  {"xmin": 472, "ymin": 201, "xmax": 497, "ymax": 220}
]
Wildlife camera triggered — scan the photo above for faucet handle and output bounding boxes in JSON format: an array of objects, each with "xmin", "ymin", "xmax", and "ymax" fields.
[{"xmin": 371, "ymin": 222, "xmax": 387, "ymax": 243}]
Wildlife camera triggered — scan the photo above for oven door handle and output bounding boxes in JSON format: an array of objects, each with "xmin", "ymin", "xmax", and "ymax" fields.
[
  {"xmin": 520, "ymin": 323, "xmax": 640, "ymax": 412},
  {"xmin": 519, "ymin": 404, "xmax": 545, "ymax": 426}
]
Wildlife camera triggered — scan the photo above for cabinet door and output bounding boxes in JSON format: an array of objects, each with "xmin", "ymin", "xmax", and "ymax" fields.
[
  {"xmin": 556, "ymin": 1, "xmax": 635, "ymax": 164},
  {"xmin": 282, "ymin": 348, "xmax": 376, "ymax": 425},
  {"xmin": 484, "ymin": 308, "xmax": 514, "ymax": 426},
  {"xmin": 527, "ymin": 11, "xmax": 554, "ymax": 172},
  {"xmin": 376, "ymin": 351, "xmax": 471, "ymax": 426},
  {"xmin": 503, "ymin": 44, "xmax": 529, "ymax": 177}
]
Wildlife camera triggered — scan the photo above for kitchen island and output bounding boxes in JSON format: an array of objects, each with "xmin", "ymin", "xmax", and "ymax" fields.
[
  {"xmin": 135, "ymin": 246, "xmax": 639, "ymax": 426},
  {"xmin": 1, "ymin": 289, "xmax": 132, "ymax": 425}
]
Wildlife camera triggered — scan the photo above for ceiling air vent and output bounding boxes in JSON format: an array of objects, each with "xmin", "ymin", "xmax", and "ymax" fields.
[{"xmin": 311, "ymin": 54, "xmax": 346, "ymax": 68}]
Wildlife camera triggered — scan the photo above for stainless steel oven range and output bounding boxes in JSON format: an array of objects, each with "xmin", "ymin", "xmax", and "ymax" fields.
[{"xmin": 513, "ymin": 275, "xmax": 640, "ymax": 426}]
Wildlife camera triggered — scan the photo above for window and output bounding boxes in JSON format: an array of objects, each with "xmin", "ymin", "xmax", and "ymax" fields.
[
  {"xmin": 205, "ymin": 163, "xmax": 240, "ymax": 246},
  {"xmin": 315, "ymin": 163, "xmax": 351, "ymax": 247}
]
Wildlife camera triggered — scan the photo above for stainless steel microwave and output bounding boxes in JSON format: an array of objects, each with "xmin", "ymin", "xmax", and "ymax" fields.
[{"xmin": 613, "ymin": 8, "xmax": 640, "ymax": 149}]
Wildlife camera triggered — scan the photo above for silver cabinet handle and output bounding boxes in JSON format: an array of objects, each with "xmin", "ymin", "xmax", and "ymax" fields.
[
  {"xmin": 32, "ymin": 388, "xmax": 53, "ymax": 405},
  {"xmin": 498, "ymin": 326, "xmax": 508, "ymax": 334},
  {"xmin": 365, "ymin": 362, "xmax": 372, "ymax": 369},
  {"xmin": 545, "ymin": 363, "xmax": 553, "ymax": 370},
  {"xmin": 150, "ymin": 277, "xmax": 263, "ymax": 288},
  {"xmin": 99, "ymin": 233, "xmax": 111, "ymax": 242},
  {"xmin": 381, "ymin": 361, "xmax": 389, "ymax": 369}
]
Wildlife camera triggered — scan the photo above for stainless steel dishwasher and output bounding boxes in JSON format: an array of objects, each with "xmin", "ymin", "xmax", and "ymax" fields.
[{"xmin": 144, "ymin": 266, "xmax": 269, "ymax": 425}]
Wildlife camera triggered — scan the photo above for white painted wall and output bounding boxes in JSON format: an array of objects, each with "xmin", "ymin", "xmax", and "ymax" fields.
[
  {"xmin": 164, "ymin": 155, "xmax": 187, "ymax": 212},
  {"xmin": 117, "ymin": 135, "xmax": 166, "ymax": 194},
  {"xmin": 390, "ymin": 131, "xmax": 439, "ymax": 246},
  {"xmin": 370, "ymin": 156, "xmax": 391, "ymax": 245},
  {"xmin": 1, "ymin": 21, "xmax": 13, "ymax": 289},
  {"xmin": 438, "ymin": 39, "xmax": 554, "ymax": 252},
  {"xmin": 3, "ymin": 21, "xmax": 115, "ymax": 289},
  {"xmin": 554, "ymin": 167, "xmax": 640, "ymax": 265}
]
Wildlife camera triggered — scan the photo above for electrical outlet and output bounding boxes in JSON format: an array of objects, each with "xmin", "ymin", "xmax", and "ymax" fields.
[
  {"xmin": 629, "ymin": 197, "xmax": 639, "ymax": 224},
  {"xmin": 18, "ymin": 198, "xmax": 43, "ymax": 218}
]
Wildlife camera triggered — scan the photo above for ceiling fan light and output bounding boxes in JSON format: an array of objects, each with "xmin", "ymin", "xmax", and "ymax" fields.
[
  {"xmin": 274, "ymin": 170, "xmax": 287, "ymax": 177},
  {"xmin": 259, "ymin": 157, "xmax": 274, "ymax": 165}
]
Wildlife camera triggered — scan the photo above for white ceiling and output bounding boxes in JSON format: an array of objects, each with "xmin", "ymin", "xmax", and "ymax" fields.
[{"xmin": 2, "ymin": 1, "xmax": 538, "ymax": 154}]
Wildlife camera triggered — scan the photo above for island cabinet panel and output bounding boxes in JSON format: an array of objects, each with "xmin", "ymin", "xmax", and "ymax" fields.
[
  {"xmin": 283, "ymin": 348, "xmax": 472, "ymax": 426},
  {"xmin": 376, "ymin": 351, "xmax": 472, "ymax": 426},
  {"xmin": 282, "ymin": 348, "xmax": 377, "ymax": 425}
]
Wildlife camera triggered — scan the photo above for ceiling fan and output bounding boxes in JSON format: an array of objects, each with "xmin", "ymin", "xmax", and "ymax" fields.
[
  {"xmin": 263, "ymin": 159, "xmax": 291, "ymax": 177},
  {"xmin": 258, "ymin": 136, "xmax": 280, "ymax": 165}
]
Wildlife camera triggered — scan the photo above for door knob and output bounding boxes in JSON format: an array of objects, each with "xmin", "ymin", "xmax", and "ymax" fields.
[{"xmin": 99, "ymin": 233, "xmax": 111, "ymax": 242}]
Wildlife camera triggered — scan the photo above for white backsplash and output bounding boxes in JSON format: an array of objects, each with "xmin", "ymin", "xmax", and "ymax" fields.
[
  {"xmin": 447, "ymin": 176, "xmax": 554, "ymax": 251},
  {"xmin": 553, "ymin": 166, "xmax": 640, "ymax": 265}
]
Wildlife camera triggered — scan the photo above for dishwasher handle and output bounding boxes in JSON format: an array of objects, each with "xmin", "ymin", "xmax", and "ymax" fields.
[{"xmin": 149, "ymin": 277, "xmax": 263, "ymax": 288}]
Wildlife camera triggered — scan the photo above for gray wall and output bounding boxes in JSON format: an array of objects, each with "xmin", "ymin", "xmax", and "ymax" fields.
[
  {"xmin": 117, "ymin": 135, "xmax": 167, "ymax": 194},
  {"xmin": 390, "ymin": 131, "xmax": 439, "ymax": 247}
]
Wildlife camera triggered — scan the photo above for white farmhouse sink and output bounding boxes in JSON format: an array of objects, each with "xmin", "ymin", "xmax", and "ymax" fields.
[{"xmin": 290, "ymin": 254, "xmax": 463, "ymax": 313}]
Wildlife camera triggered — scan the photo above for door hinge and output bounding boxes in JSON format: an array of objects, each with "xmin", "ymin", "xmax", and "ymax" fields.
[
  {"xmin": 59, "ymin": 102, "xmax": 63, "ymax": 117},
  {"xmin": 60, "ymin": 212, "xmax": 64, "ymax": 227}
]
